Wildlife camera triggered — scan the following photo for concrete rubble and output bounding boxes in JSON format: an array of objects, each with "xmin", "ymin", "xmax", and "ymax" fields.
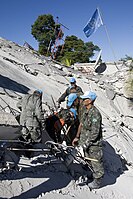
[{"xmin": 0, "ymin": 37, "xmax": 133, "ymax": 199}]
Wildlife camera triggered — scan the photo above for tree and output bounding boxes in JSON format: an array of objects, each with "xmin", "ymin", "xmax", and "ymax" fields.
[
  {"xmin": 31, "ymin": 14, "xmax": 63, "ymax": 55},
  {"xmin": 120, "ymin": 55, "xmax": 133, "ymax": 70},
  {"xmin": 55, "ymin": 35, "xmax": 100, "ymax": 64},
  {"xmin": 31, "ymin": 15, "xmax": 100, "ymax": 64}
]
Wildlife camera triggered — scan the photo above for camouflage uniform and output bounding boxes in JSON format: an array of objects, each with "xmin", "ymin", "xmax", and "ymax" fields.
[
  {"xmin": 58, "ymin": 85, "xmax": 83, "ymax": 104},
  {"xmin": 57, "ymin": 109, "xmax": 74, "ymax": 125},
  {"xmin": 57, "ymin": 108, "xmax": 79, "ymax": 145},
  {"xmin": 77, "ymin": 100, "xmax": 86, "ymax": 122},
  {"xmin": 17, "ymin": 93, "xmax": 44, "ymax": 143},
  {"xmin": 79, "ymin": 105, "xmax": 104, "ymax": 179}
]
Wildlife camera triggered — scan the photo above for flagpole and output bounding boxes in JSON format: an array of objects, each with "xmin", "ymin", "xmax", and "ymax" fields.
[
  {"xmin": 104, "ymin": 24, "xmax": 119, "ymax": 70},
  {"xmin": 98, "ymin": 7, "xmax": 119, "ymax": 70}
]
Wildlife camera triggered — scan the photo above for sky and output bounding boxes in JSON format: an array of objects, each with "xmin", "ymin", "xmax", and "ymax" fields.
[{"xmin": 0, "ymin": 0, "xmax": 133, "ymax": 62}]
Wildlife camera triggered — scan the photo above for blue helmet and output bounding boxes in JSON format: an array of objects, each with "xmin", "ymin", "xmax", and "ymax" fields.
[
  {"xmin": 70, "ymin": 108, "xmax": 77, "ymax": 119},
  {"xmin": 34, "ymin": 89, "xmax": 43, "ymax": 94},
  {"xmin": 67, "ymin": 93, "xmax": 78, "ymax": 107},
  {"xmin": 69, "ymin": 77, "xmax": 76, "ymax": 83},
  {"xmin": 37, "ymin": 89, "xmax": 43, "ymax": 94},
  {"xmin": 80, "ymin": 91, "xmax": 97, "ymax": 101}
]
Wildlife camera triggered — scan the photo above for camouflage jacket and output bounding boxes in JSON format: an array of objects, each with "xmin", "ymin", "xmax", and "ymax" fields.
[
  {"xmin": 77, "ymin": 100, "xmax": 86, "ymax": 122},
  {"xmin": 17, "ymin": 93, "xmax": 44, "ymax": 127},
  {"xmin": 79, "ymin": 105, "xmax": 102, "ymax": 147},
  {"xmin": 58, "ymin": 85, "xmax": 83, "ymax": 103},
  {"xmin": 57, "ymin": 108, "xmax": 75, "ymax": 125}
]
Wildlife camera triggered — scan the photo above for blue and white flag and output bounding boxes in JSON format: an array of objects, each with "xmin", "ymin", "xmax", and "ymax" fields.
[{"xmin": 83, "ymin": 8, "xmax": 103, "ymax": 38}]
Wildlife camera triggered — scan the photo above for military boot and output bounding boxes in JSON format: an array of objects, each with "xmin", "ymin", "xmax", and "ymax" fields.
[{"xmin": 88, "ymin": 178, "xmax": 102, "ymax": 189}]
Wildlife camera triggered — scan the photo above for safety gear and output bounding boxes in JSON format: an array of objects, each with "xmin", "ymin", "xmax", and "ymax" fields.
[
  {"xmin": 67, "ymin": 93, "xmax": 78, "ymax": 107},
  {"xmin": 69, "ymin": 77, "xmax": 76, "ymax": 83},
  {"xmin": 70, "ymin": 108, "xmax": 77, "ymax": 119},
  {"xmin": 88, "ymin": 178, "xmax": 102, "ymax": 189},
  {"xmin": 80, "ymin": 91, "xmax": 97, "ymax": 101},
  {"xmin": 35, "ymin": 89, "xmax": 43, "ymax": 94}
]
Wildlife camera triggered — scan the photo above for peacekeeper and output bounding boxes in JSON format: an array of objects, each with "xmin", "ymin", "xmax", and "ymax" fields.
[
  {"xmin": 58, "ymin": 77, "xmax": 83, "ymax": 105},
  {"xmin": 72, "ymin": 91, "xmax": 104, "ymax": 189},
  {"xmin": 65, "ymin": 93, "xmax": 80, "ymax": 145},
  {"xmin": 17, "ymin": 89, "xmax": 45, "ymax": 143}
]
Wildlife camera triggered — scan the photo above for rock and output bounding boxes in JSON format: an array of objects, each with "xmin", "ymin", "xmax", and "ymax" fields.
[
  {"xmin": 105, "ymin": 87, "xmax": 116, "ymax": 100},
  {"xmin": 53, "ymin": 63, "xmax": 63, "ymax": 70},
  {"xmin": 115, "ymin": 82, "xmax": 123, "ymax": 89}
]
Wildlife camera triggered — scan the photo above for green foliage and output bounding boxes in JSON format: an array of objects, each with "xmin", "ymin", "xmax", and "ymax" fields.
[
  {"xmin": 31, "ymin": 14, "xmax": 63, "ymax": 55},
  {"xmin": 56, "ymin": 35, "xmax": 100, "ymax": 64},
  {"xmin": 120, "ymin": 55, "xmax": 133, "ymax": 70},
  {"xmin": 129, "ymin": 62, "xmax": 133, "ymax": 71},
  {"xmin": 31, "ymin": 14, "xmax": 100, "ymax": 64},
  {"xmin": 120, "ymin": 55, "xmax": 133, "ymax": 62},
  {"xmin": 121, "ymin": 55, "xmax": 133, "ymax": 98},
  {"xmin": 125, "ymin": 70, "xmax": 133, "ymax": 98},
  {"xmin": 61, "ymin": 58, "xmax": 72, "ymax": 66},
  {"xmin": 126, "ymin": 80, "xmax": 133, "ymax": 96}
]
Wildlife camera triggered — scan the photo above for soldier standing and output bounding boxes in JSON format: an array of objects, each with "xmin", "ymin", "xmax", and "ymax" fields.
[
  {"xmin": 58, "ymin": 77, "xmax": 83, "ymax": 105},
  {"xmin": 72, "ymin": 91, "xmax": 104, "ymax": 189}
]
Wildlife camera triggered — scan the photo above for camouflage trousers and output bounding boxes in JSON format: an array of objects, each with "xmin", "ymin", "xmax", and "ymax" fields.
[
  {"xmin": 85, "ymin": 145, "xmax": 104, "ymax": 179},
  {"xmin": 21, "ymin": 126, "xmax": 42, "ymax": 143}
]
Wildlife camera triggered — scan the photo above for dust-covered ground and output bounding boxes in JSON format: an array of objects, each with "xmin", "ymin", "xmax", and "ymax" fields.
[{"xmin": 0, "ymin": 37, "xmax": 133, "ymax": 199}]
